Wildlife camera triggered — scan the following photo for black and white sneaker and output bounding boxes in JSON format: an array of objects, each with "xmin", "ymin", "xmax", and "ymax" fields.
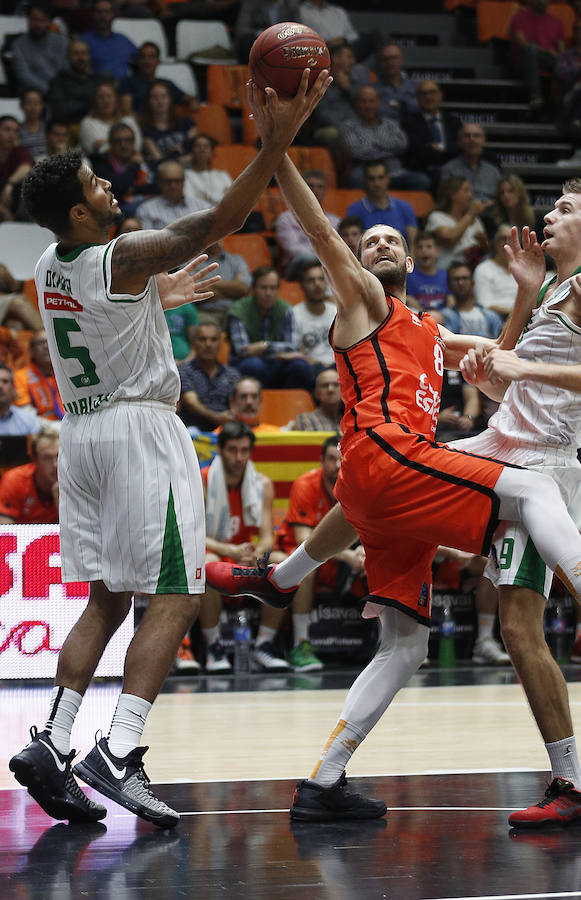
[
  {"xmin": 9, "ymin": 727, "xmax": 107, "ymax": 823},
  {"xmin": 290, "ymin": 771, "xmax": 387, "ymax": 822},
  {"xmin": 252, "ymin": 641, "xmax": 290, "ymax": 672},
  {"xmin": 73, "ymin": 735, "xmax": 179, "ymax": 829}
]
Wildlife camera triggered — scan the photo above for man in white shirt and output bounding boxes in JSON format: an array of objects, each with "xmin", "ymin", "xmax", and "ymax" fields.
[
  {"xmin": 184, "ymin": 133, "xmax": 233, "ymax": 207},
  {"xmin": 292, "ymin": 262, "xmax": 336, "ymax": 371},
  {"xmin": 139, "ymin": 160, "xmax": 206, "ymax": 230}
]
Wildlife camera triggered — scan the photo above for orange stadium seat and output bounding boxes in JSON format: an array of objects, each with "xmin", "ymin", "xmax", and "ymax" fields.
[
  {"xmin": 477, "ymin": 1, "xmax": 519, "ymax": 43},
  {"xmin": 216, "ymin": 331, "xmax": 230, "ymax": 365},
  {"xmin": 255, "ymin": 187, "xmax": 287, "ymax": 234},
  {"xmin": 288, "ymin": 146, "xmax": 337, "ymax": 188},
  {"xmin": 323, "ymin": 188, "xmax": 363, "ymax": 218},
  {"xmin": 23, "ymin": 278, "xmax": 39, "ymax": 310},
  {"xmin": 193, "ymin": 104, "xmax": 233, "ymax": 145},
  {"xmin": 241, "ymin": 104, "xmax": 259, "ymax": 146},
  {"xmin": 207, "ymin": 64, "xmax": 250, "ymax": 109},
  {"xmin": 212, "ymin": 144, "xmax": 258, "ymax": 179},
  {"xmin": 390, "ymin": 190, "xmax": 435, "ymax": 219},
  {"xmin": 222, "ymin": 233, "xmax": 272, "ymax": 270},
  {"xmin": 278, "ymin": 279, "xmax": 305, "ymax": 306},
  {"xmin": 259, "ymin": 389, "xmax": 314, "ymax": 427}
]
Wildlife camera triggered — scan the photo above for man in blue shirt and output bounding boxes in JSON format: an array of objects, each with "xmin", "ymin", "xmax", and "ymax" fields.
[
  {"xmin": 81, "ymin": 0, "xmax": 137, "ymax": 81},
  {"xmin": 0, "ymin": 364, "xmax": 40, "ymax": 436},
  {"xmin": 346, "ymin": 160, "xmax": 418, "ymax": 252},
  {"xmin": 179, "ymin": 323, "xmax": 240, "ymax": 431},
  {"xmin": 407, "ymin": 231, "xmax": 449, "ymax": 320}
]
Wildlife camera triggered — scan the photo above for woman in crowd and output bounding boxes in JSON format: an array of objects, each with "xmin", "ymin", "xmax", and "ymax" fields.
[
  {"xmin": 140, "ymin": 80, "xmax": 196, "ymax": 165},
  {"xmin": 489, "ymin": 174, "xmax": 535, "ymax": 237},
  {"xmin": 80, "ymin": 79, "xmax": 141, "ymax": 156},
  {"xmin": 425, "ymin": 175, "xmax": 489, "ymax": 270},
  {"xmin": 183, "ymin": 132, "xmax": 232, "ymax": 206},
  {"xmin": 473, "ymin": 223, "xmax": 517, "ymax": 320}
]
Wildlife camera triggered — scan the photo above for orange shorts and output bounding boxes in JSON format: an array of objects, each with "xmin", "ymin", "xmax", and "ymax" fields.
[{"xmin": 335, "ymin": 424, "xmax": 505, "ymax": 623}]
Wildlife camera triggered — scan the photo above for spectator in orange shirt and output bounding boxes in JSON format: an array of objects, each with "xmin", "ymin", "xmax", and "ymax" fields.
[
  {"xmin": 267, "ymin": 434, "xmax": 366, "ymax": 670},
  {"xmin": 0, "ymin": 427, "xmax": 59, "ymax": 524},
  {"xmin": 14, "ymin": 330, "xmax": 64, "ymax": 424}
]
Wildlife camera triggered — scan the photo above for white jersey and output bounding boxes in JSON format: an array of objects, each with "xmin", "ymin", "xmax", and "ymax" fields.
[
  {"xmin": 35, "ymin": 238, "xmax": 179, "ymax": 414},
  {"xmin": 488, "ymin": 275, "xmax": 581, "ymax": 463}
]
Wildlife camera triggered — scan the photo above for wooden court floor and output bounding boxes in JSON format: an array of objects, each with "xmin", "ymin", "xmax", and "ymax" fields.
[{"xmin": 3, "ymin": 667, "xmax": 581, "ymax": 899}]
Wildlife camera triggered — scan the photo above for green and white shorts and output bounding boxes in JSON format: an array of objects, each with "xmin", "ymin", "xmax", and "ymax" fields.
[
  {"xmin": 453, "ymin": 429, "xmax": 581, "ymax": 599},
  {"xmin": 58, "ymin": 400, "xmax": 205, "ymax": 594}
]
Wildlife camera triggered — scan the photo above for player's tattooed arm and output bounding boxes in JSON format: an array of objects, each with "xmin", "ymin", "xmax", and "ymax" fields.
[{"xmin": 110, "ymin": 210, "xmax": 218, "ymax": 293}]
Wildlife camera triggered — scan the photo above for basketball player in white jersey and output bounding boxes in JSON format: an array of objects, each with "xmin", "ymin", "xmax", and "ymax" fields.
[
  {"xmin": 454, "ymin": 181, "xmax": 581, "ymax": 827},
  {"xmin": 207, "ymin": 165, "xmax": 581, "ymax": 824},
  {"xmin": 8, "ymin": 70, "xmax": 331, "ymax": 828}
]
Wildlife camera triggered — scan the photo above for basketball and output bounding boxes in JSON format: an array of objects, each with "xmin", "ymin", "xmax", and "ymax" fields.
[{"xmin": 249, "ymin": 22, "xmax": 330, "ymax": 97}]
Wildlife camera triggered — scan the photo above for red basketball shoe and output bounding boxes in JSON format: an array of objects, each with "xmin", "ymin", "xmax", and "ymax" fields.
[
  {"xmin": 509, "ymin": 778, "xmax": 581, "ymax": 828},
  {"xmin": 205, "ymin": 553, "xmax": 297, "ymax": 609}
]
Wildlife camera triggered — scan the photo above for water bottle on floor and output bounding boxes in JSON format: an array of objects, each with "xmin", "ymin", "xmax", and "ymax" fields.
[
  {"xmin": 550, "ymin": 602, "xmax": 568, "ymax": 666},
  {"xmin": 438, "ymin": 601, "xmax": 456, "ymax": 668},
  {"xmin": 233, "ymin": 610, "xmax": 252, "ymax": 673}
]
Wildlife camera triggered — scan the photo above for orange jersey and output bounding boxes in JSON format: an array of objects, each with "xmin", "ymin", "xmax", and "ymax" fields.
[
  {"xmin": 0, "ymin": 462, "xmax": 58, "ymax": 524},
  {"xmin": 275, "ymin": 468, "xmax": 333, "ymax": 554},
  {"xmin": 332, "ymin": 297, "xmax": 443, "ymax": 446},
  {"xmin": 202, "ymin": 467, "xmax": 258, "ymax": 545},
  {"xmin": 14, "ymin": 364, "xmax": 64, "ymax": 421}
]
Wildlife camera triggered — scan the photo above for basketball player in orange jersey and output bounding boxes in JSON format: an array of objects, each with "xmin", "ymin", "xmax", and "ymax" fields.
[{"xmin": 207, "ymin": 129, "xmax": 581, "ymax": 820}]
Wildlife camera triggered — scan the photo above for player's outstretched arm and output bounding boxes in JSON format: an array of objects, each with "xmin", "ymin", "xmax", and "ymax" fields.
[
  {"xmin": 275, "ymin": 154, "xmax": 382, "ymax": 315},
  {"xmin": 110, "ymin": 70, "xmax": 331, "ymax": 294}
]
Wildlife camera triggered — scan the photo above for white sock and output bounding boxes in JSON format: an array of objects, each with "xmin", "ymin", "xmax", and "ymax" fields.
[
  {"xmin": 256, "ymin": 625, "xmax": 277, "ymax": 646},
  {"xmin": 477, "ymin": 613, "xmax": 494, "ymax": 643},
  {"xmin": 546, "ymin": 736, "xmax": 581, "ymax": 789},
  {"xmin": 311, "ymin": 719, "xmax": 365, "ymax": 786},
  {"xmin": 310, "ymin": 607, "xmax": 428, "ymax": 787},
  {"xmin": 44, "ymin": 686, "xmax": 82, "ymax": 754},
  {"xmin": 293, "ymin": 613, "xmax": 309, "ymax": 646},
  {"xmin": 203, "ymin": 626, "xmax": 220, "ymax": 648},
  {"xmin": 108, "ymin": 693, "xmax": 152, "ymax": 758},
  {"xmin": 272, "ymin": 543, "xmax": 321, "ymax": 589}
]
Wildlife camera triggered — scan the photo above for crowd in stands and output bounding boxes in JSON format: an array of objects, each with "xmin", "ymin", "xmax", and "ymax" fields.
[{"xmin": 3, "ymin": 0, "xmax": 581, "ymax": 671}]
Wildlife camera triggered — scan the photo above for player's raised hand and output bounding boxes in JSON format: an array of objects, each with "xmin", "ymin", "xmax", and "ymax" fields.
[
  {"xmin": 246, "ymin": 68, "xmax": 332, "ymax": 147},
  {"xmin": 504, "ymin": 225, "xmax": 546, "ymax": 295},
  {"xmin": 157, "ymin": 254, "xmax": 221, "ymax": 310}
]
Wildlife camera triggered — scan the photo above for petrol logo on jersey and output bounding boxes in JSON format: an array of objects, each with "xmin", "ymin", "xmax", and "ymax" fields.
[{"xmin": 44, "ymin": 293, "xmax": 83, "ymax": 312}]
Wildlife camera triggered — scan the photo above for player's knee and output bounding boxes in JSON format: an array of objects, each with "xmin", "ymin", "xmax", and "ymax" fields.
[{"xmin": 499, "ymin": 590, "xmax": 545, "ymax": 659}]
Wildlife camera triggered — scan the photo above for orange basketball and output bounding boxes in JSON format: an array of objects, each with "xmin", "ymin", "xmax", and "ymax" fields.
[{"xmin": 249, "ymin": 22, "xmax": 330, "ymax": 98}]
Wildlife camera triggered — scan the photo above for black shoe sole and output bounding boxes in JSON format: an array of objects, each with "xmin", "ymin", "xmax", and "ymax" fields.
[
  {"xmin": 290, "ymin": 804, "xmax": 388, "ymax": 822},
  {"xmin": 9, "ymin": 755, "xmax": 106, "ymax": 823},
  {"xmin": 73, "ymin": 761, "xmax": 179, "ymax": 829}
]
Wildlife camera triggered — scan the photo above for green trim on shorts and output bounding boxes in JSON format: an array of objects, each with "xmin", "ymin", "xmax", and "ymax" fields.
[
  {"xmin": 512, "ymin": 537, "xmax": 547, "ymax": 594},
  {"xmin": 156, "ymin": 486, "xmax": 188, "ymax": 594}
]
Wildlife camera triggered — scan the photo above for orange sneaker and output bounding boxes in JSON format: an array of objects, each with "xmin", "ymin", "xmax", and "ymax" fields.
[{"xmin": 174, "ymin": 637, "xmax": 200, "ymax": 673}]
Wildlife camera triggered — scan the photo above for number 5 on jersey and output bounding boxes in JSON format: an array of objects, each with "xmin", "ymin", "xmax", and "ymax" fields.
[{"xmin": 54, "ymin": 318, "xmax": 100, "ymax": 388}]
